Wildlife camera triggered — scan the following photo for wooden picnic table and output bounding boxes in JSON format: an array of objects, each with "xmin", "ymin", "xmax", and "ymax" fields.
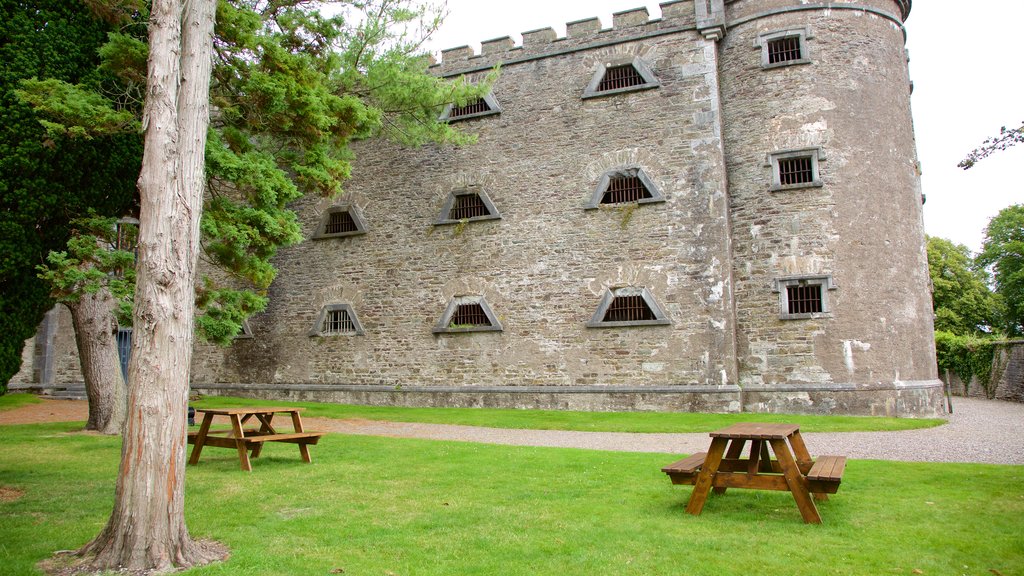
[
  {"xmin": 187, "ymin": 407, "xmax": 324, "ymax": 471},
  {"xmin": 662, "ymin": 422, "xmax": 846, "ymax": 524}
]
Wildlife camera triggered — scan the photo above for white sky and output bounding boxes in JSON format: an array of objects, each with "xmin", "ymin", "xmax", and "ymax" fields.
[{"xmin": 420, "ymin": 0, "xmax": 1023, "ymax": 253}]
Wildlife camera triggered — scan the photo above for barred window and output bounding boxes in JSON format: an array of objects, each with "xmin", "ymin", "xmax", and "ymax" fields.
[
  {"xmin": 434, "ymin": 296, "xmax": 503, "ymax": 334},
  {"xmin": 778, "ymin": 156, "xmax": 815, "ymax": 186},
  {"xmin": 440, "ymin": 92, "xmax": 501, "ymax": 122},
  {"xmin": 435, "ymin": 189, "xmax": 501, "ymax": 226},
  {"xmin": 313, "ymin": 206, "xmax": 367, "ymax": 239},
  {"xmin": 769, "ymin": 148, "xmax": 824, "ymax": 191},
  {"xmin": 758, "ymin": 29, "xmax": 811, "ymax": 69},
  {"xmin": 586, "ymin": 167, "xmax": 665, "ymax": 209},
  {"xmin": 583, "ymin": 57, "xmax": 660, "ymax": 99},
  {"xmin": 774, "ymin": 276, "xmax": 835, "ymax": 320},
  {"xmin": 308, "ymin": 304, "xmax": 365, "ymax": 336},
  {"xmin": 767, "ymin": 36, "xmax": 803, "ymax": 64},
  {"xmin": 587, "ymin": 287, "xmax": 671, "ymax": 328}
]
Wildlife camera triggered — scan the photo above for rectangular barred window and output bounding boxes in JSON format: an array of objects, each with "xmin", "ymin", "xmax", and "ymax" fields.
[
  {"xmin": 325, "ymin": 309, "xmax": 357, "ymax": 335},
  {"xmin": 601, "ymin": 176, "xmax": 653, "ymax": 205},
  {"xmin": 449, "ymin": 193, "xmax": 491, "ymax": 220},
  {"xmin": 778, "ymin": 156, "xmax": 815, "ymax": 186},
  {"xmin": 450, "ymin": 303, "xmax": 492, "ymax": 327},
  {"xmin": 767, "ymin": 36, "xmax": 803, "ymax": 64},
  {"xmin": 324, "ymin": 210, "xmax": 358, "ymax": 234},
  {"xmin": 604, "ymin": 295, "xmax": 657, "ymax": 322},
  {"xmin": 597, "ymin": 65, "xmax": 645, "ymax": 92},
  {"xmin": 449, "ymin": 98, "xmax": 491, "ymax": 119},
  {"xmin": 786, "ymin": 284, "xmax": 823, "ymax": 315}
]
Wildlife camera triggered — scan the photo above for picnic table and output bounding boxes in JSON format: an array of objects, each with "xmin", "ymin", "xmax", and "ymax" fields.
[
  {"xmin": 661, "ymin": 422, "xmax": 846, "ymax": 523},
  {"xmin": 187, "ymin": 407, "xmax": 324, "ymax": 471}
]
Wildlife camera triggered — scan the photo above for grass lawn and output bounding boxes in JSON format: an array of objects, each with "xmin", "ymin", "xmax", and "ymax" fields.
[
  {"xmin": 1, "ymin": 421, "xmax": 1021, "ymax": 575},
  {"xmin": 0, "ymin": 393, "xmax": 42, "ymax": 411},
  {"xmin": 193, "ymin": 395, "xmax": 946, "ymax": 433}
]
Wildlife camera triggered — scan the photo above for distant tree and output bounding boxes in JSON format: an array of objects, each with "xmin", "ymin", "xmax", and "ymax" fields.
[
  {"xmin": 37, "ymin": 216, "xmax": 135, "ymax": 434},
  {"xmin": 959, "ymin": 121, "xmax": 1024, "ymax": 169},
  {"xmin": 926, "ymin": 236, "xmax": 1000, "ymax": 335},
  {"xmin": 977, "ymin": 205, "xmax": 1024, "ymax": 336},
  {"xmin": 0, "ymin": 0, "xmax": 140, "ymax": 394}
]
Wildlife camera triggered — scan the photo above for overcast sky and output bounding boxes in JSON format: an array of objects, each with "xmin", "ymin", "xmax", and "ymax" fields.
[{"xmin": 419, "ymin": 0, "xmax": 1022, "ymax": 253}]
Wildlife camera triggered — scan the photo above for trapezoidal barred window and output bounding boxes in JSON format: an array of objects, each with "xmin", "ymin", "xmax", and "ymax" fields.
[
  {"xmin": 435, "ymin": 189, "xmax": 501, "ymax": 225},
  {"xmin": 308, "ymin": 304, "xmax": 365, "ymax": 336},
  {"xmin": 758, "ymin": 28, "xmax": 811, "ymax": 69},
  {"xmin": 774, "ymin": 276, "xmax": 835, "ymax": 320},
  {"xmin": 312, "ymin": 205, "xmax": 367, "ymax": 239},
  {"xmin": 585, "ymin": 167, "xmax": 665, "ymax": 209},
  {"xmin": 586, "ymin": 287, "xmax": 671, "ymax": 328},
  {"xmin": 768, "ymin": 148, "xmax": 824, "ymax": 191},
  {"xmin": 439, "ymin": 92, "xmax": 501, "ymax": 122},
  {"xmin": 433, "ymin": 296, "xmax": 503, "ymax": 334},
  {"xmin": 582, "ymin": 57, "xmax": 660, "ymax": 99}
]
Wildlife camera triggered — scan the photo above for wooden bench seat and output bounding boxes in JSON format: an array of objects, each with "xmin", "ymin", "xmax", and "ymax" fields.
[
  {"xmin": 806, "ymin": 455, "xmax": 846, "ymax": 494},
  {"xmin": 244, "ymin": 432, "xmax": 324, "ymax": 444},
  {"xmin": 661, "ymin": 452, "xmax": 707, "ymax": 485}
]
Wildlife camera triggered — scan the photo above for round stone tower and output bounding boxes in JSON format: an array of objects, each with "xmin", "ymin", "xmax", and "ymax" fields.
[{"xmin": 718, "ymin": 0, "xmax": 942, "ymax": 415}]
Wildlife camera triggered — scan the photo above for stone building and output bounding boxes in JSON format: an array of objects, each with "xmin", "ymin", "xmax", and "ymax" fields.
[{"xmin": 14, "ymin": 0, "xmax": 944, "ymax": 416}]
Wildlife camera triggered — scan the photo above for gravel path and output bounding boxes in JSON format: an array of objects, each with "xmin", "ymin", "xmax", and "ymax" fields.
[
  {"xmin": 308, "ymin": 397, "xmax": 1024, "ymax": 465},
  {"xmin": 5, "ymin": 396, "xmax": 1021, "ymax": 464}
]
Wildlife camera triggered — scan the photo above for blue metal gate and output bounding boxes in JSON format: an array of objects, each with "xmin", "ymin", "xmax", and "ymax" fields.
[{"xmin": 116, "ymin": 328, "xmax": 132, "ymax": 382}]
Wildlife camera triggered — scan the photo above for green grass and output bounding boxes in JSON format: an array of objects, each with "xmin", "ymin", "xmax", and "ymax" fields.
[
  {"xmin": 0, "ymin": 421, "xmax": 1020, "ymax": 575},
  {"xmin": 0, "ymin": 393, "xmax": 42, "ymax": 411},
  {"xmin": 193, "ymin": 395, "xmax": 946, "ymax": 433}
]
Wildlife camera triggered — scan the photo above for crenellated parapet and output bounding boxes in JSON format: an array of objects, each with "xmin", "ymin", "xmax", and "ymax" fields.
[{"xmin": 432, "ymin": 1, "xmax": 698, "ymax": 76}]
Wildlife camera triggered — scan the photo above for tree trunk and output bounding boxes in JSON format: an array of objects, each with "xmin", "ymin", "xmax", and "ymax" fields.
[
  {"xmin": 77, "ymin": 0, "xmax": 224, "ymax": 571},
  {"xmin": 66, "ymin": 289, "xmax": 126, "ymax": 435}
]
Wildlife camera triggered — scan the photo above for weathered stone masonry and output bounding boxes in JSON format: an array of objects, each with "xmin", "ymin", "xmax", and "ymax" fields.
[{"xmin": 15, "ymin": 0, "xmax": 942, "ymax": 416}]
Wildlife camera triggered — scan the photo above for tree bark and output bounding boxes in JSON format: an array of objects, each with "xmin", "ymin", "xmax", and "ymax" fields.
[
  {"xmin": 77, "ymin": 0, "xmax": 223, "ymax": 571},
  {"xmin": 66, "ymin": 289, "xmax": 126, "ymax": 435}
]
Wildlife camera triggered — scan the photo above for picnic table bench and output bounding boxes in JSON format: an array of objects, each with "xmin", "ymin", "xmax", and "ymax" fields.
[
  {"xmin": 662, "ymin": 422, "xmax": 846, "ymax": 523},
  {"xmin": 187, "ymin": 407, "xmax": 324, "ymax": 471}
]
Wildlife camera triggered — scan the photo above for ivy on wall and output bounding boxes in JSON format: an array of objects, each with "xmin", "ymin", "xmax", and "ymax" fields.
[{"xmin": 934, "ymin": 331, "xmax": 1012, "ymax": 398}]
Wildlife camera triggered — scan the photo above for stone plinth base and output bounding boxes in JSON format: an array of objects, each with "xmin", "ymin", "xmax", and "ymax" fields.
[{"xmin": 189, "ymin": 380, "xmax": 946, "ymax": 417}]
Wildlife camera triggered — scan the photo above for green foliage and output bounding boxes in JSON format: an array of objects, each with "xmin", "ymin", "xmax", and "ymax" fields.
[
  {"xmin": 37, "ymin": 215, "xmax": 137, "ymax": 326},
  {"xmin": 977, "ymin": 204, "xmax": 1024, "ymax": 336},
  {"xmin": 0, "ymin": 0, "xmax": 141, "ymax": 391},
  {"xmin": 925, "ymin": 235, "xmax": 1000, "ymax": 335},
  {"xmin": 933, "ymin": 330, "xmax": 1007, "ymax": 397},
  {"xmin": 11, "ymin": 0, "xmax": 492, "ymax": 352}
]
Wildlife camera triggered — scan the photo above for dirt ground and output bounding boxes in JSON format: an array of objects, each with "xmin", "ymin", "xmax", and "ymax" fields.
[{"xmin": 0, "ymin": 398, "xmax": 88, "ymax": 425}]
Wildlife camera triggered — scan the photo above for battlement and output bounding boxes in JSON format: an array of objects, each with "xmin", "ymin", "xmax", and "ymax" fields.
[{"xmin": 431, "ymin": 1, "xmax": 698, "ymax": 75}]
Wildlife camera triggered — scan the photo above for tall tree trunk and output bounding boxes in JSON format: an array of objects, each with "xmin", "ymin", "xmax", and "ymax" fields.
[
  {"xmin": 76, "ymin": 0, "xmax": 223, "ymax": 571},
  {"xmin": 66, "ymin": 289, "xmax": 126, "ymax": 435}
]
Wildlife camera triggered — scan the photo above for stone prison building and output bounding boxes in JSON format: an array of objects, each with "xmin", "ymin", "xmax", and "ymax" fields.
[{"xmin": 17, "ymin": 0, "xmax": 945, "ymax": 416}]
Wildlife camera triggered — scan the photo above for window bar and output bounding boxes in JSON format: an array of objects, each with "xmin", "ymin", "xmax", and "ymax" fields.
[
  {"xmin": 768, "ymin": 37, "xmax": 802, "ymax": 64},
  {"xmin": 601, "ymin": 176, "xmax": 650, "ymax": 204},
  {"xmin": 325, "ymin": 211, "xmax": 358, "ymax": 234},
  {"xmin": 598, "ymin": 65, "xmax": 645, "ymax": 92},
  {"xmin": 778, "ymin": 157, "xmax": 814, "ymax": 186},
  {"xmin": 326, "ymin": 309, "xmax": 356, "ymax": 334},
  {"xmin": 451, "ymin": 303, "xmax": 491, "ymax": 327},
  {"xmin": 787, "ymin": 285, "xmax": 823, "ymax": 315},
  {"xmin": 605, "ymin": 295, "xmax": 656, "ymax": 322},
  {"xmin": 450, "ymin": 98, "xmax": 491, "ymax": 118},
  {"xmin": 449, "ymin": 194, "xmax": 490, "ymax": 220}
]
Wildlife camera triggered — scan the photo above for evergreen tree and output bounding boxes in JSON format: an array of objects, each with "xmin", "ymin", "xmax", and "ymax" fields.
[{"xmin": 0, "ymin": 0, "xmax": 141, "ymax": 393}]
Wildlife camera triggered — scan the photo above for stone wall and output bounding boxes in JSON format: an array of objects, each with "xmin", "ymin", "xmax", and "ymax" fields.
[
  {"xmin": 942, "ymin": 341, "xmax": 1024, "ymax": 403},
  {"xmin": 16, "ymin": 1, "xmax": 943, "ymax": 416}
]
